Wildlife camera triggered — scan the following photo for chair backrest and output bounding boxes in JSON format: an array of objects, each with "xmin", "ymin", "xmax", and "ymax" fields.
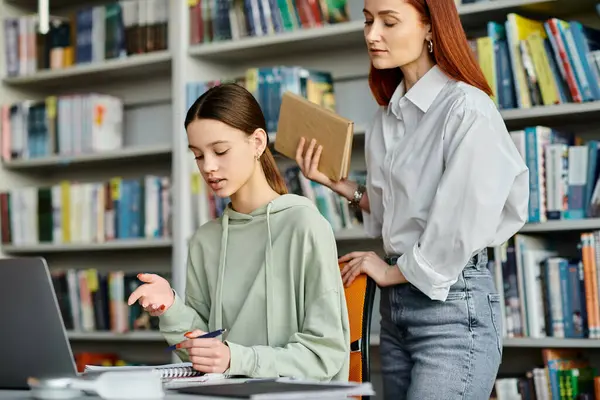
[{"xmin": 339, "ymin": 262, "xmax": 377, "ymax": 386}]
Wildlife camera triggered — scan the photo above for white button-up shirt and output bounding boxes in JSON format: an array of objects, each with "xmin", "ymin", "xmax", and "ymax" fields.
[{"xmin": 363, "ymin": 65, "xmax": 529, "ymax": 301}]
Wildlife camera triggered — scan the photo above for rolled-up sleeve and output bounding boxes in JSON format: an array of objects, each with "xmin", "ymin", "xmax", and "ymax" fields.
[{"xmin": 397, "ymin": 107, "xmax": 529, "ymax": 301}]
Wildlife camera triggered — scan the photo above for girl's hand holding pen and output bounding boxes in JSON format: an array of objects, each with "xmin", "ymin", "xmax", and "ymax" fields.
[
  {"xmin": 127, "ymin": 273, "xmax": 174, "ymax": 316},
  {"xmin": 177, "ymin": 329, "xmax": 231, "ymax": 374}
]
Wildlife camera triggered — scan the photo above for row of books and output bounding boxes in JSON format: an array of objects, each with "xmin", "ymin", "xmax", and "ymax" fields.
[
  {"xmin": 186, "ymin": 66, "xmax": 335, "ymax": 136},
  {"xmin": 3, "ymin": 0, "xmax": 169, "ymax": 77},
  {"xmin": 188, "ymin": 152, "xmax": 365, "ymax": 234},
  {"xmin": 0, "ymin": 176, "xmax": 172, "ymax": 246},
  {"xmin": 509, "ymin": 126, "xmax": 600, "ymax": 223},
  {"xmin": 52, "ymin": 268, "xmax": 172, "ymax": 334},
  {"xmin": 470, "ymin": 14, "xmax": 600, "ymax": 110},
  {"xmin": 188, "ymin": 0, "xmax": 350, "ymax": 44},
  {"xmin": 492, "ymin": 349, "xmax": 599, "ymax": 400},
  {"xmin": 0, "ymin": 94, "xmax": 124, "ymax": 162},
  {"xmin": 494, "ymin": 232, "xmax": 600, "ymax": 340}
]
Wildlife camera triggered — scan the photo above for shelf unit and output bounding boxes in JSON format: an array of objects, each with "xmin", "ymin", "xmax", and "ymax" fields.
[
  {"xmin": 1, "ymin": 0, "xmax": 600, "ymax": 395},
  {"xmin": 0, "ymin": 0, "xmax": 176, "ymax": 367}
]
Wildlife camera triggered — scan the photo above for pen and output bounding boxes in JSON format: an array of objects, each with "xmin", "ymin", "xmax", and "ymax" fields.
[{"xmin": 166, "ymin": 328, "xmax": 227, "ymax": 351}]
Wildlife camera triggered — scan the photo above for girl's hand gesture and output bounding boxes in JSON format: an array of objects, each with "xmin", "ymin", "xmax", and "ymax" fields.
[{"xmin": 127, "ymin": 273, "xmax": 174, "ymax": 317}]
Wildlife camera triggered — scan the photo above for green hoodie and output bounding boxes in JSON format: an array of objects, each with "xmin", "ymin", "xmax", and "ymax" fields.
[{"xmin": 159, "ymin": 194, "xmax": 350, "ymax": 381}]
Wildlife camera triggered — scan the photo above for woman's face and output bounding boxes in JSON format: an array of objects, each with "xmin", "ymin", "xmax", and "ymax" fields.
[
  {"xmin": 186, "ymin": 118, "xmax": 259, "ymax": 198},
  {"xmin": 363, "ymin": 0, "xmax": 431, "ymax": 70}
]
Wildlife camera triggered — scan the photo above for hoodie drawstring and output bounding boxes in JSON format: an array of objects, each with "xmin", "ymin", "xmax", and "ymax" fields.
[
  {"xmin": 215, "ymin": 212, "xmax": 229, "ymax": 333},
  {"xmin": 265, "ymin": 203, "xmax": 273, "ymax": 345}
]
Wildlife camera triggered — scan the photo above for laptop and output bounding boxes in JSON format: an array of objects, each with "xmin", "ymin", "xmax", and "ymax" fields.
[{"xmin": 0, "ymin": 257, "xmax": 78, "ymax": 389}]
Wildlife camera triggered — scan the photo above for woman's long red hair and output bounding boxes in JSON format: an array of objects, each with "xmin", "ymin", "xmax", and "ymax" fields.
[{"xmin": 368, "ymin": 0, "xmax": 492, "ymax": 106}]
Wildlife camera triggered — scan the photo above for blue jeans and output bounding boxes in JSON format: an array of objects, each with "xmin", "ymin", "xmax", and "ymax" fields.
[{"xmin": 379, "ymin": 249, "xmax": 502, "ymax": 400}]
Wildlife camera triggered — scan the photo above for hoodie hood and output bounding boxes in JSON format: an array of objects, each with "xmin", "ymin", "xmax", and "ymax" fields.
[{"xmin": 214, "ymin": 194, "xmax": 318, "ymax": 344}]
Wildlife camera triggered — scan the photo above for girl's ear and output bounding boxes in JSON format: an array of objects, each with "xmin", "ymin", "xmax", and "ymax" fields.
[{"xmin": 252, "ymin": 128, "xmax": 268, "ymax": 156}]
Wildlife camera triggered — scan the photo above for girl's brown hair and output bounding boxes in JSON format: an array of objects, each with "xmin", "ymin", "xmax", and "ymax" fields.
[
  {"xmin": 184, "ymin": 83, "xmax": 288, "ymax": 195},
  {"xmin": 368, "ymin": 0, "xmax": 492, "ymax": 106}
]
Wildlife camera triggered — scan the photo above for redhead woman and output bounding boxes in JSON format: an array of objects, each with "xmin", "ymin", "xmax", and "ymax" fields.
[{"xmin": 296, "ymin": 0, "xmax": 529, "ymax": 398}]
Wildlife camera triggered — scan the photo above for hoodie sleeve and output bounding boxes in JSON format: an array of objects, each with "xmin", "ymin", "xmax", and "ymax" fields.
[
  {"xmin": 224, "ymin": 211, "xmax": 350, "ymax": 381},
  {"xmin": 159, "ymin": 246, "xmax": 211, "ymax": 362}
]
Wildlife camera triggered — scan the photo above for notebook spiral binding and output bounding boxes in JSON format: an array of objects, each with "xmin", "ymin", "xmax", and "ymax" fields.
[{"xmin": 160, "ymin": 366, "xmax": 201, "ymax": 379}]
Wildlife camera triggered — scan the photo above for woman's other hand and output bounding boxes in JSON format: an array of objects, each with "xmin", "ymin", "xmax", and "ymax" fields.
[
  {"xmin": 176, "ymin": 329, "xmax": 231, "ymax": 374},
  {"xmin": 339, "ymin": 251, "xmax": 407, "ymax": 288},
  {"xmin": 295, "ymin": 137, "xmax": 333, "ymax": 188},
  {"xmin": 127, "ymin": 273, "xmax": 174, "ymax": 317}
]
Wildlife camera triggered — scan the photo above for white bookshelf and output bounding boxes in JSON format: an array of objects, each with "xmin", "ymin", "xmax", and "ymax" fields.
[{"xmin": 1, "ymin": 0, "xmax": 600, "ymax": 394}]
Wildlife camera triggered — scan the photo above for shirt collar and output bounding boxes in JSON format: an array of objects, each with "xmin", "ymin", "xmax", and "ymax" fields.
[{"xmin": 387, "ymin": 65, "xmax": 451, "ymax": 118}]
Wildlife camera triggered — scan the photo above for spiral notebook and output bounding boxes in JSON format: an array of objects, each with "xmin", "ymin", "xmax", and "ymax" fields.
[{"xmin": 84, "ymin": 362, "xmax": 224, "ymax": 380}]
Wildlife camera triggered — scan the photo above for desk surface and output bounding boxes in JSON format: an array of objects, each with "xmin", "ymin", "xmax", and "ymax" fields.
[
  {"xmin": 0, "ymin": 388, "xmax": 355, "ymax": 400},
  {"xmin": 0, "ymin": 390, "xmax": 213, "ymax": 400}
]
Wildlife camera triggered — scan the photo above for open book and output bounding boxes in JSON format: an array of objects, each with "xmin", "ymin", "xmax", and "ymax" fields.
[{"xmin": 274, "ymin": 91, "xmax": 354, "ymax": 182}]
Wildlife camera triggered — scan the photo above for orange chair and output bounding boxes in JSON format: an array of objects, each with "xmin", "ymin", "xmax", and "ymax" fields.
[{"xmin": 339, "ymin": 262, "xmax": 377, "ymax": 395}]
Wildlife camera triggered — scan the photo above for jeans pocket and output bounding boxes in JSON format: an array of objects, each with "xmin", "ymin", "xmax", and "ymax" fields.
[{"xmin": 488, "ymin": 293, "xmax": 503, "ymax": 356}]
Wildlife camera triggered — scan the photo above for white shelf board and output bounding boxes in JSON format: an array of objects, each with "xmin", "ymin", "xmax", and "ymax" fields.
[
  {"xmin": 189, "ymin": 21, "xmax": 365, "ymax": 62},
  {"xmin": 369, "ymin": 334, "xmax": 600, "ymax": 348},
  {"xmin": 187, "ymin": 0, "xmax": 596, "ymax": 62},
  {"xmin": 67, "ymin": 331, "xmax": 165, "ymax": 341},
  {"xmin": 335, "ymin": 228, "xmax": 371, "ymax": 241},
  {"xmin": 2, "ymin": 51, "xmax": 172, "ymax": 88},
  {"xmin": 520, "ymin": 218, "xmax": 600, "ymax": 233},
  {"xmin": 5, "ymin": 0, "xmax": 107, "ymax": 10},
  {"xmin": 2, "ymin": 145, "xmax": 172, "ymax": 170},
  {"xmin": 501, "ymin": 100, "xmax": 600, "ymax": 128},
  {"xmin": 330, "ymin": 219, "xmax": 600, "ymax": 242},
  {"xmin": 332, "ymin": 219, "xmax": 600, "ymax": 241},
  {"xmin": 1, "ymin": 238, "xmax": 173, "ymax": 254},
  {"xmin": 502, "ymin": 337, "xmax": 600, "ymax": 348}
]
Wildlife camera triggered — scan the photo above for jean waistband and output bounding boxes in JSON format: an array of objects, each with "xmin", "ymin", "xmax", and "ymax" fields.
[{"xmin": 384, "ymin": 248, "xmax": 488, "ymax": 267}]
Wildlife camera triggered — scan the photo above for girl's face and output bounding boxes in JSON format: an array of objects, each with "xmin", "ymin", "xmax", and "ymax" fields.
[
  {"xmin": 363, "ymin": 0, "xmax": 431, "ymax": 70},
  {"xmin": 186, "ymin": 118, "xmax": 261, "ymax": 198}
]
